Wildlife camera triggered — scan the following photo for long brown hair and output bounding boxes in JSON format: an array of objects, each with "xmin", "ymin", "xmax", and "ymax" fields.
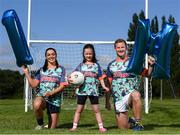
[{"xmin": 82, "ymin": 44, "xmax": 97, "ymax": 63}]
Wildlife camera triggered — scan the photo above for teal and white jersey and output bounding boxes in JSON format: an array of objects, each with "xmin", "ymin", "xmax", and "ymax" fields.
[
  {"xmin": 75, "ymin": 63, "xmax": 104, "ymax": 96},
  {"xmin": 107, "ymin": 59, "xmax": 140, "ymax": 102},
  {"xmin": 35, "ymin": 66, "xmax": 66, "ymax": 107}
]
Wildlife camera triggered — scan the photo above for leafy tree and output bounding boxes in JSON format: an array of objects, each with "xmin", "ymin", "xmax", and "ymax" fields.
[
  {"xmin": 151, "ymin": 16, "xmax": 159, "ymax": 33},
  {"xmin": 154, "ymin": 16, "xmax": 159, "ymax": 33},
  {"xmin": 127, "ymin": 13, "xmax": 138, "ymax": 41},
  {"xmin": 127, "ymin": 10, "xmax": 145, "ymax": 41},
  {"xmin": 139, "ymin": 10, "xmax": 145, "ymax": 20},
  {"xmin": 161, "ymin": 16, "xmax": 167, "ymax": 28},
  {"xmin": 0, "ymin": 69, "xmax": 24, "ymax": 99},
  {"xmin": 167, "ymin": 15, "xmax": 180, "ymax": 97},
  {"xmin": 151, "ymin": 19, "xmax": 155, "ymax": 33}
]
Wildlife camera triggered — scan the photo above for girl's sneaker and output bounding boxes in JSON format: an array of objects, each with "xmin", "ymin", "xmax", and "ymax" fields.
[
  {"xmin": 99, "ymin": 127, "xmax": 107, "ymax": 133},
  {"xmin": 69, "ymin": 127, "xmax": 77, "ymax": 131}
]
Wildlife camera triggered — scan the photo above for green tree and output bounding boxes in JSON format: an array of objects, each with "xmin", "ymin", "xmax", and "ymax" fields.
[
  {"xmin": 127, "ymin": 13, "xmax": 138, "ymax": 41},
  {"xmin": 127, "ymin": 10, "xmax": 145, "ymax": 41},
  {"xmin": 0, "ymin": 69, "xmax": 24, "ymax": 99},
  {"xmin": 167, "ymin": 15, "xmax": 180, "ymax": 97},
  {"xmin": 161, "ymin": 16, "xmax": 167, "ymax": 28},
  {"xmin": 150, "ymin": 19, "xmax": 155, "ymax": 33},
  {"xmin": 139, "ymin": 10, "xmax": 145, "ymax": 20},
  {"xmin": 151, "ymin": 16, "xmax": 159, "ymax": 33},
  {"xmin": 154, "ymin": 16, "xmax": 159, "ymax": 33}
]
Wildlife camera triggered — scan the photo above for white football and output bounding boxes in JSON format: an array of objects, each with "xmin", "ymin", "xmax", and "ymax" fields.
[{"xmin": 69, "ymin": 71, "xmax": 85, "ymax": 85}]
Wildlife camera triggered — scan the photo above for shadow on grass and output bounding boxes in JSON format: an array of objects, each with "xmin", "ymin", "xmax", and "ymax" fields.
[
  {"xmin": 144, "ymin": 124, "xmax": 180, "ymax": 130},
  {"xmin": 57, "ymin": 123, "xmax": 72, "ymax": 128},
  {"xmin": 89, "ymin": 125, "xmax": 117, "ymax": 131},
  {"xmin": 57, "ymin": 123, "xmax": 95, "ymax": 129},
  {"xmin": 106, "ymin": 125, "xmax": 118, "ymax": 130},
  {"xmin": 89, "ymin": 124, "xmax": 180, "ymax": 131}
]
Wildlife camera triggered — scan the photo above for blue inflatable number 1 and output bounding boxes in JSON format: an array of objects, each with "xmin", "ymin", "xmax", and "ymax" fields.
[{"xmin": 2, "ymin": 9, "xmax": 33, "ymax": 67}]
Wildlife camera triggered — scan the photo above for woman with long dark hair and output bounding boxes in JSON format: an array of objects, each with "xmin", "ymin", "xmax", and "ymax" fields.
[{"xmin": 22, "ymin": 48, "xmax": 67, "ymax": 129}]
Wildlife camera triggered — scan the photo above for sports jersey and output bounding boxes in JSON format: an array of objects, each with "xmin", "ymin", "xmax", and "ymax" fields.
[
  {"xmin": 75, "ymin": 62, "xmax": 105, "ymax": 96},
  {"xmin": 35, "ymin": 66, "xmax": 66, "ymax": 107},
  {"xmin": 107, "ymin": 59, "xmax": 140, "ymax": 102}
]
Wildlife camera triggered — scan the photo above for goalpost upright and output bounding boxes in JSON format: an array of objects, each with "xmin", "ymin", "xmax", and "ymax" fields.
[
  {"xmin": 24, "ymin": 0, "xmax": 32, "ymax": 112},
  {"xmin": 144, "ymin": 0, "xmax": 149, "ymax": 114},
  {"xmin": 25, "ymin": 0, "xmax": 149, "ymax": 113}
]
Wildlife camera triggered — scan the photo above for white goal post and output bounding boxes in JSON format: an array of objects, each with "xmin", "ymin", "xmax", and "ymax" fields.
[{"xmin": 25, "ymin": 0, "xmax": 149, "ymax": 113}]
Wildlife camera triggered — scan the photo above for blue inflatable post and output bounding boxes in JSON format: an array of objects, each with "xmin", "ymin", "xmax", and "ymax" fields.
[
  {"xmin": 2, "ymin": 9, "xmax": 33, "ymax": 67},
  {"xmin": 126, "ymin": 19, "xmax": 150, "ymax": 74}
]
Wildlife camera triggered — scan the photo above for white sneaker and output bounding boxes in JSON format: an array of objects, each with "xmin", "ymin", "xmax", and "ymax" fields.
[
  {"xmin": 44, "ymin": 125, "xmax": 48, "ymax": 129},
  {"xmin": 35, "ymin": 125, "xmax": 44, "ymax": 130}
]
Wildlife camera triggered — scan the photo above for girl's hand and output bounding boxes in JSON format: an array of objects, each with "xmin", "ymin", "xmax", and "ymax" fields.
[
  {"xmin": 44, "ymin": 91, "xmax": 52, "ymax": 97},
  {"xmin": 103, "ymin": 87, "xmax": 110, "ymax": 92}
]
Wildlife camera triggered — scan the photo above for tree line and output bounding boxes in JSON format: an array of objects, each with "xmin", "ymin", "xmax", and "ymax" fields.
[{"xmin": 0, "ymin": 69, "xmax": 23, "ymax": 99}]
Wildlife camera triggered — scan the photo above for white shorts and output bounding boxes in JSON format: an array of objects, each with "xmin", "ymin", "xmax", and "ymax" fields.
[{"xmin": 114, "ymin": 93, "xmax": 131, "ymax": 113}]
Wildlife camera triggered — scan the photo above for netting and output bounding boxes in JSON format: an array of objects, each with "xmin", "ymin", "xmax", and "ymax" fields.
[
  {"xmin": 27, "ymin": 43, "xmax": 152, "ymax": 108},
  {"xmin": 29, "ymin": 43, "xmax": 116, "ymax": 73},
  {"xmin": 29, "ymin": 43, "xmax": 116, "ymax": 99}
]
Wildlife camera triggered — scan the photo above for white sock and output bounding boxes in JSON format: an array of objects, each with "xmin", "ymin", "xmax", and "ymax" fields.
[
  {"xmin": 72, "ymin": 123, "xmax": 78, "ymax": 129},
  {"xmin": 98, "ymin": 123, "xmax": 104, "ymax": 129}
]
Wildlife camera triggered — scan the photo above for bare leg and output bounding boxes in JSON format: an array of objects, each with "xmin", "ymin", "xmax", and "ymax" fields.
[
  {"xmin": 130, "ymin": 91, "xmax": 142, "ymax": 121},
  {"xmin": 91, "ymin": 104, "xmax": 107, "ymax": 132},
  {"xmin": 33, "ymin": 97, "xmax": 46, "ymax": 126},
  {"xmin": 116, "ymin": 112, "xmax": 130, "ymax": 129},
  {"xmin": 91, "ymin": 104, "xmax": 103, "ymax": 124},
  {"xmin": 70, "ymin": 104, "xmax": 84, "ymax": 131},
  {"xmin": 49, "ymin": 113, "xmax": 59, "ymax": 129},
  {"xmin": 129, "ymin": 91, "xmax": 144, "ymax": 131}
]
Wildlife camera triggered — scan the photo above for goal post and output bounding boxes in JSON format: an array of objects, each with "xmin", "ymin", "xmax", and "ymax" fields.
[
  {"xmin": 24, "ymin": 40, "xmax": 151, "ymax": 113},
  {"xmin": 25, "ymin": 0, "xmax": 150, "ymax": 113}
]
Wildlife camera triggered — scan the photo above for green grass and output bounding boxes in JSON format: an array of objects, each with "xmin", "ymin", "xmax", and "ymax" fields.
[{"xmin": 1, "ymin": 98, "xmax": 180, "ymax": 134}]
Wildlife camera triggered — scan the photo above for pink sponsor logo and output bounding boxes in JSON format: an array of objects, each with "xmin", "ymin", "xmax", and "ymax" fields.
[
  {"xmin": 40, "ymin": 76, "xmax": 59, "ymax": 83},
  {"xmin": 113, "ymin": 72, "xmax": 130, "ymax": 78},
  {"xmin": 83, "ymin": 71, "xmax": 97, "ymax": 78}
]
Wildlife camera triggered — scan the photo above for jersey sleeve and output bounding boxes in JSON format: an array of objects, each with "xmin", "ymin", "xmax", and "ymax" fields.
[
  {"xmin": 140, "ymin": 68, "xmax": 148, "ymax": 77},
  {"xmin": 97, "ymin": 63, "xmax": 106, "ymax": 80},
  {"xmin": 34, "ymin": 69, "xmax": 41, "ymax": 81},
  {"xmin": 60, "ymin": 66, "xmax": 68, "ymax": 86},
  {"xmin": 106, "ymin": 63, "xmax": 113, "ymax": 82},
  {"xmin": 74, "ymin": 63, "xmax": 82, "ymax": 71}
]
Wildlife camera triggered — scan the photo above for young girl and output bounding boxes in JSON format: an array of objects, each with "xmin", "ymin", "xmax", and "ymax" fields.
[
  {"xmin": 68, "ymin": 44, "xmax": 109, "ymax": 133},
  {"xmin": 22, "ymin": 48, "xmax": 67, "ymax": 129}
]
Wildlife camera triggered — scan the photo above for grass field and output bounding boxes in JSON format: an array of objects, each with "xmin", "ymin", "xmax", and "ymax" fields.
[{"xmin": 1, "ymin": 98, "xmax": 180, "ymax": 134}]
